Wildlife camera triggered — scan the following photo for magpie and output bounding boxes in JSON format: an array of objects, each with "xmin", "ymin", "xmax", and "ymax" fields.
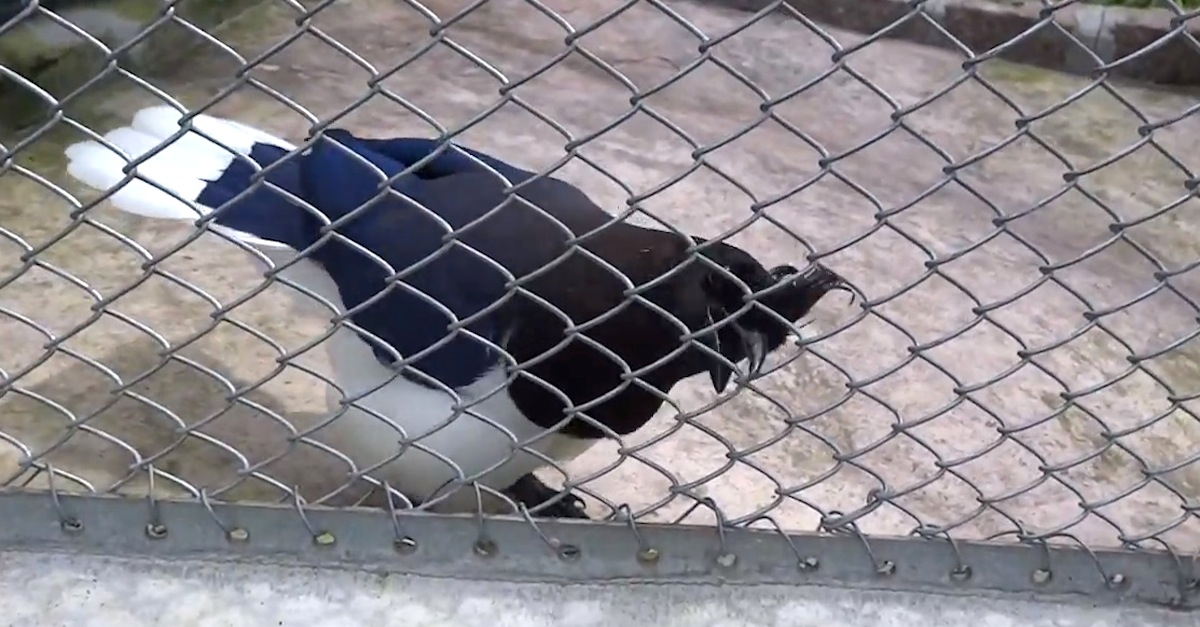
[{"xmin": 63, "ymin": 106, "xmax": 851, "ymax": 519}]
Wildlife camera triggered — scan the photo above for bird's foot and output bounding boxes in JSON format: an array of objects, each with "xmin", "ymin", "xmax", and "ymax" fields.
[{"xmin": 504, "ymin": 474, "xmax": 589, "ymax": 519}]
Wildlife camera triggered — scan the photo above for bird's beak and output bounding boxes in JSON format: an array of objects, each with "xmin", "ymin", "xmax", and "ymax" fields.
[
  {"xmin": 706, "ymin": 325, "xmax": 765, "ymax": 393},
  {"xmin": 734, "ymin": 323, "xmax": 767, "ymax": 382},
  {"xmin": 742, "ymin": 327, "xmax": 767, "ymax": 378},
  {"xmin": 709, "ymin": 361, "xmax": 732, "ymax": 393}
]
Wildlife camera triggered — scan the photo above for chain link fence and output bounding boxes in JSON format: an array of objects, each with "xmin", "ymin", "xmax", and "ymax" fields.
[{"xmin": 1, "ymin": 0, "xmax": 1199, "ymax": 610}]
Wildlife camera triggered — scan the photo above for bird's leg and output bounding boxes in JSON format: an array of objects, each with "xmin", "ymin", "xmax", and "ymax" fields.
[{"xmin": 503, "ymin": 474, "xmax": 589, "ymax": 519}]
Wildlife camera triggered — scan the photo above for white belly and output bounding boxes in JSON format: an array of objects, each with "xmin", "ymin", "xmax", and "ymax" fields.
[
  {"xmin": 267, "ymin": 256, "xmax": 592, "ymax": 514},
  {"xmin": 319, "ymin": 327, "xmax": 591, "ymax": 514}
]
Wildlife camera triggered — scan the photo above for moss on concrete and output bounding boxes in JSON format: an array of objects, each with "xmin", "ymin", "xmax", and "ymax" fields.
[
  {"xmin": 0, "ymin": 0, "xmax": 257, "ymax": 130},
  {"xmin": 0, "ymin": 0, "xmax": 284, "ymax": 228}
]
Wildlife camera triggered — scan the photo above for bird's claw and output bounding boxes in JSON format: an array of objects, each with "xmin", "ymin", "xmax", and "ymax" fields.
[
  {"xmin": 504, "ymin": 474, "xmax": 590, "ymax": 519},
  {"xmin": 534, "ymin": 492, "xmax": 589, "ymax": 519}
]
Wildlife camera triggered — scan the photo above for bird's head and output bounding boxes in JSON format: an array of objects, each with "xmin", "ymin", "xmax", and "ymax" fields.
[{"xmin": 688, "ymin": 239, "xmax": 851, "ymax": 392}]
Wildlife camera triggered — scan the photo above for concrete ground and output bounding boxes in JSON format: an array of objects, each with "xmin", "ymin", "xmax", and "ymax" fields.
[
  {"xmin": 4, "ymin": 549, "xmax": 1197, "ymax": 627},
  {"xmin": 2, "ymin": 0, "xmax": 1200, "ymax": 558}
]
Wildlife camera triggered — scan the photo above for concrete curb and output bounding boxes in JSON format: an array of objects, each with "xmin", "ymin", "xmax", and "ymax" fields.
[{"xmin": 695, "ymin": 0, "xmax": 1200, "ymax": 86}]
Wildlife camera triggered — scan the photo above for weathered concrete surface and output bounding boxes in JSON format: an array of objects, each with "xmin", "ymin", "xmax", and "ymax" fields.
[
  {"xmin": 5, "ymin": 550, "xmax": 1196, "ymax": 627},
  {"xmin": 1, "ymin": 0, "xmax": 1199, "ymax": 556},
  {"xmin": 709, "ymin": 0, "xmax": 1200, "ymax": 86},
  {"xmin": 0, "ymin": 0, "xmax": 253, "ymax": 127}
]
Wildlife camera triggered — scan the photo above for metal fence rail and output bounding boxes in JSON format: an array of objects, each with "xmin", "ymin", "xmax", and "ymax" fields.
[{"xmin": 1, "ymin": 0, "xmax": 1199, "ymax": 612}]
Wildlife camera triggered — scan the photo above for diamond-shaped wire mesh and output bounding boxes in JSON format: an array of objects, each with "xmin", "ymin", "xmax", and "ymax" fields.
[{"xmin": 1, "ymin": 0, "xmax": 1199, "ymax": 579}]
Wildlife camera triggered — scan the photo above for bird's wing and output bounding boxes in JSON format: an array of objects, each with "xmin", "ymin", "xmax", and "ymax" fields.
[
  {"xmin": 62, "ymin": 106, "xmax": 348, "ymax": 317},
  {"xmin": 334, "ymin": 135, "xmax": 539, "ymax": 186},
  {"xmin": 63, "ymin": 108, "xmax": 579, "ymax": 390},
  {"xmin": 64, "ymin": 105, "xmax": 301, "ymax": 250},
  {"xmin": 289, "ymin": 129, "xmax": 654, "ymax": 391}
]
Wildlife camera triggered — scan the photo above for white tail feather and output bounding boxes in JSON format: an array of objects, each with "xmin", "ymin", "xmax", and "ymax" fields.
[
  {"xmin": 64, "ymin": 106, "xmax": 339, "ymax": 317},
  {"xmin": 64, "ymin": 105, "xmax": 297, "ymax": 250}
]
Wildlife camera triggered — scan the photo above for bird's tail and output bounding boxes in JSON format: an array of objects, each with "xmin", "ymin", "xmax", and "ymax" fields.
[{"xmin": 63, "ymin": 105, "xmax": 300, "ymax": 251}]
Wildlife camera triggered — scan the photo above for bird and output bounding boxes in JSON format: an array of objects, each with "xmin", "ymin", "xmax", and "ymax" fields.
[{"xmin": 62, "ymin": 105, "xmax": 852, "ymax": 519}]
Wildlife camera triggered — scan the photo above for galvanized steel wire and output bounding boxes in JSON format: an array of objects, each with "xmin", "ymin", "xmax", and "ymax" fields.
[{"xmin": 1, "ymin": 0, "xmax": 1199, "ymax": 605}]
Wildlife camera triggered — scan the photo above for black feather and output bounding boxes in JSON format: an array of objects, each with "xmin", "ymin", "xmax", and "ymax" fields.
[{"xmin": 472, "ymin": 192, "xmax": 850, "ymax": 442}]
